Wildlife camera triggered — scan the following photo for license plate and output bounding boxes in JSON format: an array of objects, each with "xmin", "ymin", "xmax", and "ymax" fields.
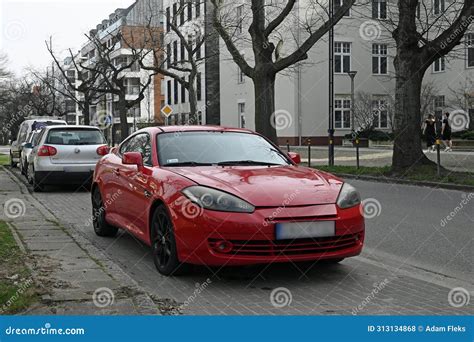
[{"xmin": 275, "ymin": 221, "xmax": 335, "ymax": 240}]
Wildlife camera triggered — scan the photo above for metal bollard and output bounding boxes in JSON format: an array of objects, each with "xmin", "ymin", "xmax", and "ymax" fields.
[
  {"xmin": 286, "ymin": 140, "xmax": 290, "ymax": 153},
  {"xmin": 307, "ymin": 139, "xmax": 311, "ymax": 168},
  {"xmin": 355, "ymin": 138, "xmax": 360, "ymax": 169},
  {"xmin": 436, "ymin": 139, "xmax": 441, "ymax": 177}
]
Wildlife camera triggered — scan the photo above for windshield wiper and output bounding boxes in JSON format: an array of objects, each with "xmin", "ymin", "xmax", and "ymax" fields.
[
  {"xmin": 217, "ymin": 160, "xmax": 281, "ymax": 166},
  {"xmin": 163, "ymin": 161, "xmax": 214, "ymax": 167}
]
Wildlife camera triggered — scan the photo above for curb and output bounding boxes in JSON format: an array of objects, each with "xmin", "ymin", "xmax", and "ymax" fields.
[
  {"xmin": 332, "ymin": 172, "xmax": 474, "ymax": 192},
  {"xmin": 2, "ymin": 166, "xmax": 161, "ymax": 315}
]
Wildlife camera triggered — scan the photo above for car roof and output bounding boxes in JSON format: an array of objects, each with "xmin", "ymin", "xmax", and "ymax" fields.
[
  {"xmin": 23, "ymin": 119, "xmax": 67, "ymax": 124},
  {"xmin": 44, "ymin": 125, "xmax": 101, "ymax": 131},
  {"xmin": 136, "ymin": 125, "xmax": 254, "ymax": 134}
]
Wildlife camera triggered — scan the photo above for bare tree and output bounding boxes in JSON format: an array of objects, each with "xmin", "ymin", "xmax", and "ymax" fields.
[
  {"xmin": 448, "ymin": 76, "xmax": 474, "ymax": 130},
  {"xmin": 79, "ymin": 33, "xmax": 158, "ymax": 141},
  {"xmin": 390, "ymin": 0, "xmax": 474, "ymax": 171},
  {"xmin": 210, "ymin": 0, "xmax": 356, "ymax": 143},
  {"xmin": 45, "ymin": 42, "xmax": 102, "ymax": 125},
  {"xmin": 420, "ymin": 81, "xmax": 438, "ymax": 122},
  {"xmin": 128, "ymin": 1, "xmax": 210, "ymax": 123}
]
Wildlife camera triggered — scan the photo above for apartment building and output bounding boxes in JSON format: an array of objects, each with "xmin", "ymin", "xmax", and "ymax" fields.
[
  {"xmin": 217, "ymin": 0, "xmax": 473, "ymax": 145},
  {"xmin": 161, "ymin": 0, "xmax": 221, "ymax": 126},
  {"xmin": 80, "ymin": 0, "xmax": 164, "ymax": 142}
]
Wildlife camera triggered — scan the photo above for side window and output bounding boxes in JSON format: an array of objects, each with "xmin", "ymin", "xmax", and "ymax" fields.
[
  {"xmin": 17, "ymin": 124, "xmax": 28, "ymax": 143},
  {"xmin": 119, "ymin": 134, "xmax": 152, "ymax": 166}
]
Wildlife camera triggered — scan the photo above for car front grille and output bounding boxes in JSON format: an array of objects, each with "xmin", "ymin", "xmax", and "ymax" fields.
[{"xmin": 208, "ymin": 233, "xmax": 360, "ymax": 257}]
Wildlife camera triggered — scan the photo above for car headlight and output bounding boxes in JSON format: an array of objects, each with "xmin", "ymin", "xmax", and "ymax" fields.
[
  {"xmin": 182, "ymin": 186, "xmax": 255, "ymax": 213},
  {"xmin": 336, "ymin": 183, "xmax": 361, "ymax": 209}
]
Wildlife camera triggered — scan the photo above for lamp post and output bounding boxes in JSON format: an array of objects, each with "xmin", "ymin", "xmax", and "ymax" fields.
[
  {"xmin": 347, "ymin": 70, "xmax": 358, "ymax": 135},
  {"xmin": 347, "ymin": 70, "xmax": 358, "ymax": 168},
  {"xmin": 328, "ymin": 0, "xmax": 334, "ymax": 166}
]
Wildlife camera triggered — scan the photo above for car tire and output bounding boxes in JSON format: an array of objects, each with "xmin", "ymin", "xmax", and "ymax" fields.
[
  {"xmin": 151, "ymin": 205, "xmax": 189, "ymax": 276},
  {"xmin": 21, "ymin": 160, "xmax": 27, "ymax": 176},
  {"xmin": 10, "ymin": 153, "xmax": 17, "ymax": 168},
  {"xmin": 32, "ymin": 171, "xmax": 44, "ymax": 192},
  {"xmin": 92, "ymin": 187, "xmax": 118, "ymax": 237}
]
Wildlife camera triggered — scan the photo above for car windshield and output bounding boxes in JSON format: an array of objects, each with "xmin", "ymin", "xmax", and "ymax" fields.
[
  {"xmin": 46, "ymin": 129, "xmax": 106, "ymax": 145},
  {"xmin": 158, "ymin": 131, "xmax": 290, "ymax": 166}
]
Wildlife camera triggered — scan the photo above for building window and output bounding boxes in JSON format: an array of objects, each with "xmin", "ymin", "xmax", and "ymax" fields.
[
  {"xmin": 166, "ymin": 44, "xmax": 171, "ymax": 68},
  {"xmin": 372, "ymin": 44, "xmax": 388, "ymax": 74},
  {"xmin": 125, "ymin": 78, "xmax": 140, "ymax": 95},
  {"xmin": 174, "ymin": 79, "xmax": 179, "ymax": 104},
  {"xmin": 188, "ymin": 37, "xmax": 193, "ymax": 60},
  {"xmin": 166, "ymin": 7, "xmax": 170, "ymax": 32},
  {"xmin": 433, "ymin": 56, "xmax": 445, "ymax": 72},
  {"xmin": 238, "ymin": 66, "xmax": 245, "ymax": 84},
  {"xmin": 172, "ymin": 3, "xmax": 177, "ymax": 24},
  {"xmin": 196, "ymin": 72, "xmax": 202, "ymax": 101},
  {"xmin": 434, "ymin": 95, "xmax": 445, "ymax": 118},
  {"xmin": 181, "ymin": 82, "xmax": 186, "ymax": 103},
  {"xmin": 196, "ymin": 43, "xmax": 201, "ymax": 60},
  {"xmin": 334, "ymin": 42, "xmax": 351, "ymax": 74},
  {"xmin": 236, "ymin": 5, "xmax": 244, "ymax": 33},
  {"xmin": 372, "ymin": 98, "xmax": 389, "ymax": 128},
  {"xmin": 173, "ymin": 41, "xmax": 178, "ymax": 64},
  {"xmin": 187, "ymin": 1, "xmax": 192, "ymax": 21},
  {"xmin": 334, "ymin": 0, "xmax": 350, "ymax": 17},
  {"xmin": 372, "ymin": 0, "xmax": 386, "ymax": 19},
  {"xmin": 416, "ymin": 3, "xmax": 421, "ymax": 18},
  {"xmin": 238, "ymin": 102, "xmax": 246, "ymax": 128},
  {"xmin": 167, "ymin": 80, "xmax": 172, "ymax": 105},
  {"xmin": 334, "ymin": 98, "xmax": 351, "ymax": 129},
  {"xmin": 434, "ymin": 0, "xmax": 445, "ymax": 15},
  {"xmin": 195, "ymin": 0, "xmax": 200, "ymax": 17},
  {"xmin": 180, "ymin": 0, "xmax": 185, "ymax": 25},
  {"xmin": 466, "ymin": 33, "xmax": 474, "ymax": 68},
  {"xmin": 180, "ymin": 42, "xmax": 185, "ymax": 62}
]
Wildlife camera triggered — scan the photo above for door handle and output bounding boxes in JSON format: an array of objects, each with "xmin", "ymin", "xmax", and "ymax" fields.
[{"xmin": 113, "ymin": 168, "xmax": 121, "ymax": 176}]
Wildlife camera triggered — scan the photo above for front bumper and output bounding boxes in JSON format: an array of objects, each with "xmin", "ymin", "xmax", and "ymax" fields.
[{"xmin": 171, "ymin": 200, "xmax": 365, "ymax": 266}]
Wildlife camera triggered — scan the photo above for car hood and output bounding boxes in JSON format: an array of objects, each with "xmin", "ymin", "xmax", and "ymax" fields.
[{"xmin": 169, "ymin": 166, "xmax": 343, "ymax": 207}]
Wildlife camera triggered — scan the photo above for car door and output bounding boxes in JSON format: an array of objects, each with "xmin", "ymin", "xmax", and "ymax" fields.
[{"xmin": 115, "ymin": 133, "xmax": 153, "ymax": 240}]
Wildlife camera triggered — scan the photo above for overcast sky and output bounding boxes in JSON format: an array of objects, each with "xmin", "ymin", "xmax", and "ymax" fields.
[{"xmin": 1, "ymin": 0, "xmax": 136, "ymax": 76}]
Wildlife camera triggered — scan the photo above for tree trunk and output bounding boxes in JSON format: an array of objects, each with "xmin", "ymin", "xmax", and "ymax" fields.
[
  {"xmin": 82, "ymin": 101, "xmax": 90, "ymax": 126},
  {"xmin": 188, "ymin": 74, "xmax": 198, "ymax": 125},
  {"xmin": 118, "ymin": 96, "xmax": 129, "ymax": 143},
  {"xmin": 253, "ymin": 73, "xmax": 277, "ymax": 144},
  {"xmin": 392, "ymin": 57, "xmax": 432, "ymax": 171}
]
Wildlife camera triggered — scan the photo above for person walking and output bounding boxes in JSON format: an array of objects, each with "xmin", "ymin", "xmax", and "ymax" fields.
[
  {"xmin": 441, "ymin": 112, "xmax": 453, "ymax": 152},
  {"xmin": 422, "ymin": 114, "xmax": 437, "ymax": 153}
]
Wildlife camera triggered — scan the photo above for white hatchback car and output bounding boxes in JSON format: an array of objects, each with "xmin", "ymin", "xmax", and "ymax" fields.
[{"xmin": 28, "ymin": 125, "xmax": 109, "ymax": 192}]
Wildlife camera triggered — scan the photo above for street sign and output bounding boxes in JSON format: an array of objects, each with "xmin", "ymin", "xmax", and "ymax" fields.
[{"xmin": 161, "ymin": 105, "xmax": 173, "ymax": 118}]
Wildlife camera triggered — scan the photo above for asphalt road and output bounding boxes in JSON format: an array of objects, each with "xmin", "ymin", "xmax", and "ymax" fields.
[{"xmin": 6, "ymin": 166, "xmax": 472, "ymax": 315}]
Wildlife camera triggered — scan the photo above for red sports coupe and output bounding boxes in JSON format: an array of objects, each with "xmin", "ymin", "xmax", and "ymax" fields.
[{"xmin": 92, "ymin": 126, "xmax": 365, "ymax": 275}]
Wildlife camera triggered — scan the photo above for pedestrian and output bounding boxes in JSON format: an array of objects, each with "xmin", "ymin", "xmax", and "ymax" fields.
[
  {"xmin": 441, "ymin": 112, "xmax": 453, "ymax": 152},
  {"xmin": 422, "ymin": 114, "xmax": 437, "ymax": 153}
]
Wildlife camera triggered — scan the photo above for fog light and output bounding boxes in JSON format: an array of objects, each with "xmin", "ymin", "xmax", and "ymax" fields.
[{"xmin": 217, "ymin": 241, "xmax": 233, "ymax": 253}]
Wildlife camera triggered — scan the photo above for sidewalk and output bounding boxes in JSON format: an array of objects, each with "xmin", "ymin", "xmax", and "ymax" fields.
[{"xmin": 0, "ymin": 166, "xmax": 159, "ymax": 315}]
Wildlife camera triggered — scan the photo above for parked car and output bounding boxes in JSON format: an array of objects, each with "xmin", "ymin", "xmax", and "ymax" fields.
[
  {"xmin": 28, "ymin": 125, "xmax": 109, "ymax": 192},
  {"xmin": 19, "ymin": 129, "xmax": 43, "ymax": 176},
  {"xmin": 10, "ymin": 118, "xmax": 67, "ymax": 167},
  {"xmin": 92, "ymin": 126, "xmax": 365, "ymax": 276}
]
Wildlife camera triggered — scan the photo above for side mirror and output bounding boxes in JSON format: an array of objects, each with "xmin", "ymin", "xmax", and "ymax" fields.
[
  {"xmin": 122, "ymin": 152, "xmax": 143, "ymax": 168},
  {"xmin": 288, "ymin": 152, "xmax": 301, "ymax": 165}
]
